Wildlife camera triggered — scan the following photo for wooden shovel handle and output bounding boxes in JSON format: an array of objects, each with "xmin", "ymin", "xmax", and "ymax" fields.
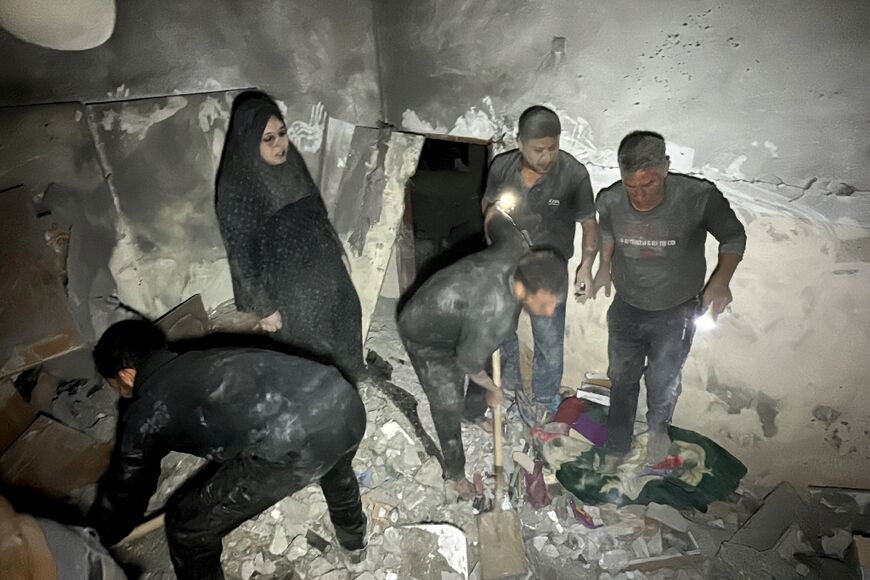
[
  {"xmin": 113, "ymin": 513, "xmax": 165, "ymax": 547},
  {"xmin": 492, "ymin": 349, "xmax": 504, "ymax": 502}
]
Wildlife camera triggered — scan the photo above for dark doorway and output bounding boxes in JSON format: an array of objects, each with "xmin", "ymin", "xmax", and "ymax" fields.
[{"xmin": 396, "ymin": 137, "xmax": 489, "ymax": 294}]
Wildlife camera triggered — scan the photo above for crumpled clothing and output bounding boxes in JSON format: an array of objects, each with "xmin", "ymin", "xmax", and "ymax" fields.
[{"xmin": 556, "ymin": 426, "xmax": 746, "ymax": 510}]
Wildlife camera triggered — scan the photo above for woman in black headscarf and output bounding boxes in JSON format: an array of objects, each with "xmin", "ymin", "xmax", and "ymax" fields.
[{"xmin": 215, "ymin": 91, "xmax": 364, "ymax": 382}]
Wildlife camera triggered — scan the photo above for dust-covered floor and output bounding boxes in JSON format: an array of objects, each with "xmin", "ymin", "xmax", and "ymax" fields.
[{"xmin": 116, "ymin": 297, "xmax": 747, "ymax": 580}]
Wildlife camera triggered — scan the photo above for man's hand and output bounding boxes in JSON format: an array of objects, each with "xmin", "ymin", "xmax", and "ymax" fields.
[
  {"xmin": 257, "ymin": 310, "xmax": 283, "ymax": 333},
  {"xmin": 468, "ymin": 370, "xmax": 502, "ymax": 406},
  {"xmin": 702, "ymin": 282, "xmax": 732, "ymax": 321},
  {"xmin": 591, "ymin": 268, "xmax": 612, "ymax": 299},
  {"xmin": 574, "ymin": 264, "xmax": 595, "ymax": 304}
]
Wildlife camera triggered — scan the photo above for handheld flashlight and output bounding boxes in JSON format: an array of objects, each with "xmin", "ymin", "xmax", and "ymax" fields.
[
  {"xmin": 496, "ymin": 191, "xmax": 517, "ymax": 212},
  {"xmin": 694, "ymin": 306, "xmax": 717, "ymax": 332}
]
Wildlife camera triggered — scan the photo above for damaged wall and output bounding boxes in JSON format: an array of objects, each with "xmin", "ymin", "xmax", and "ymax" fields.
[
  {"xmin": 376, "ymin": 0, "xmax": 870, "ymax": 193},
  {"xmin": 0, "ymin": 0, "xmax": 384, "ymax": 318},
  {"xmin": 374, "ymin": 0, "xmax": 870, "ymax": 488},
  {"xmin": 0, "ymin": 0, "xmax": 381, "ymax": 124}
]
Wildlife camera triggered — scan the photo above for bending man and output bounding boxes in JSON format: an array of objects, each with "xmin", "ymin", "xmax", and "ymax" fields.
[
  {"xmin": 87, "ymin": 321, "xmax": 367, "ymax": 580},
  {"xmin": 398, "ymin": 213, "xmax": 568, "ymax": 496}
]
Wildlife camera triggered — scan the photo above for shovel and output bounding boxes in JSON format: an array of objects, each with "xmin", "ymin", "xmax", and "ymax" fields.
[{"xmin": 476, "ymin": 349, "xmax": 528, "ymax": 579}]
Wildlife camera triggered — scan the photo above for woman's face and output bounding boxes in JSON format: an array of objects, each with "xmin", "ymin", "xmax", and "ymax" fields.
[{"xmin": 259, "ymin": 115, "xmax": 289, "ymax": 166}]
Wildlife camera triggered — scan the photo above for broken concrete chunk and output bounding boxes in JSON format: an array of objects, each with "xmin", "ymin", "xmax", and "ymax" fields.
[
  {"xmin": 512, "ymin": 450, "xmax": 535, "ymax": 473},
  {"xmin": 599, "ymin": 548, "xmax": 630, "ymax": 572},
  {"xmin": 239, "ymin": 559, "xmax": 255, "ymax": 580},
  {"xmin": 645, "ymin": 502, "xmax": 691, "ymax": 533},
  {"xmin": 268, "ymin": 525, "xmax": 288, "ymax": 556},
  {"xmin": 821, "ymin": 528, "xmax": 853, "ymax": 559},
  {"xmin": 252, "ymin": 551, "xmax": 276, "ymax": 575},
  {"xmin": 306, "ymin": 529, "xmax": 331, "ymax": 553},
  {"xmin": 730, "ymin": 482, "xmax": 821, "ymax": 553},
  {"xmin": 413, "ymin": 456, "xmax": 443, "ymax": 488},
  {"xmin": 286, "ymin": 534, "xmax": 308, "ymax": 560}
]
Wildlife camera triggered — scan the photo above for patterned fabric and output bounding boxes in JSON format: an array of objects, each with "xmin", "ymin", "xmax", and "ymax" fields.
[
  {"xmin": 556, "ymin": 425, "xmax": 746, "ymax": 510},
  {"xmin": 214, "ymin": 92, "xmax": 363, "ymax": 381},
  {"xmin": 214, "ymin": 91, "xmax": 320, "ymax": 315}
]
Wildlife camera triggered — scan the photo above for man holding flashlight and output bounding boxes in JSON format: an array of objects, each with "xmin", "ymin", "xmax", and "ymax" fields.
[
  {"xmin": 482, "ymin": 105, "xmax": 598, "ymax": 408},
  {"xmin": 593, "ymin": 131, "xmax": 746, "ymax": 469}
]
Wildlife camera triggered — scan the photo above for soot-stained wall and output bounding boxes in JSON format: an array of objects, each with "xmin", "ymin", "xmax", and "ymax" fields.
[
  {"xmin": 1, "ymin": 0, "xmax": 381, "ymax": 125},
  {"xmin": 376, "ymin": 0, "xmax": 870, "ymax": 196},
  {"xmin": 374, "ymin": 0, "xmax": 870, "ymax": 488},
  {"xmin": 0, "ymin": 0, "xmax": 383, "ymax": 318}
]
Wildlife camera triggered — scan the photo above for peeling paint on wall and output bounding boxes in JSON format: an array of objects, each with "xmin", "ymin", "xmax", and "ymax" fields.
[{"xmin": 333, "ymin": 129, "xmax": 425, "ymax": 339}]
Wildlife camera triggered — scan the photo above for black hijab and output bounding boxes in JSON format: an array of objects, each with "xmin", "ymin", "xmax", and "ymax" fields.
[
  {"xmin": 215, "ymin": 91, "xmax": 318, "ymax": 219},
  {"xmin": 215, "ymin": 91, "xmax": 320, "ymax": 315}
]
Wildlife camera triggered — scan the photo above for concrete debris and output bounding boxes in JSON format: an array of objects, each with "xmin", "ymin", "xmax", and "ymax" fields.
[
  {"xmin": 413, "ymin": 456, "xmax": 443, "ymax": 488},
  {"xmin": 645, "ymin": 502, "xmax": 691, "ymax": 532},
  {"xmin": 820, "ymin": 528, "xmax": 853, "ymax": 559},
  {"xmin": 600, "ymin": 549, "xmax": 631, "ymax": 572},
  {"xmin": 111, "ymin": 299, "xmax": 757, "ymax": 579},
  {"xmin": 728, "ymin": 482, "xmax": 820, "ymax": 553},
  {"xmin": 268, "ymin": 525, "xmax": 288, "ymax": 555}
]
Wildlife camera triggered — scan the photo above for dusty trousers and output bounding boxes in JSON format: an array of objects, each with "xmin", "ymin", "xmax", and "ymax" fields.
[
  {"xmin": 500, "ymin": 300, "xmax": 567, "ymax": 405},
  {"xmin": 165, "ymin": 450, "xmax": 365, "ymax": 580},
  {"xmin": 402, "ymin": 339, "xmax": 489, "ymax": 481},
  {"xmin": 605, "ymin": 294, "xmax": 701, "ymax": 454}
]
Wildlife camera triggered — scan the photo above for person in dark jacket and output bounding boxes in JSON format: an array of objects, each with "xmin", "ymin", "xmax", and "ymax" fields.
[
  {"xmin": 398, "ymin": 212, "xmax": 568, "ymax": 496},
  {"xmin": 87, "ymin": 320, "xmax": 367, "ymax": 580},
  {"xmin": 215, "ymin": 91, "xmax": 364, "ymax": 382}
]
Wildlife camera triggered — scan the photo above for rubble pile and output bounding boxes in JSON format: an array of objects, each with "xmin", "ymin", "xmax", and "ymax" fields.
[{"xmin": 32, "ymin": 297, "xmax": 870, "ymax": 579}]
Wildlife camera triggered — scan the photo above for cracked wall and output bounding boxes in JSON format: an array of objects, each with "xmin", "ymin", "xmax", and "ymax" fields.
[
  {"xmin": 374, "ymin": 0, "xmax": 870, "ymax": 488},
  {"xmin": 0, "ymin": 0, "xmax": 383, "ymax": 320},
  {"xmin": 0, "ymin": 0, "xmax": 381, "ymax": 125}
]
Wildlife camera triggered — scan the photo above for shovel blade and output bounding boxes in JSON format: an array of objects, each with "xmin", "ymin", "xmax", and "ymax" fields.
[{"xmin": 477, "ymin": 509, "xmax": 527, "ymax": 579}]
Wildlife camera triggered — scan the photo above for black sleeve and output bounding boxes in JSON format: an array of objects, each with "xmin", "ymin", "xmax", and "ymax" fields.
[
  {"xmin": 87, "ymin": 420, "xmax": 165, "ymax": 546},
  {"xmin": 572, "ymin": 165, "xmax": 595, "ymax": 222},
  {"xmin": 482, "ymin": 155, "xmax": 508, "ymax": 207},
  {"xmin": 596, "ymin": 188, "xmax": 615, "ymax": 244},
  {"xmin": 217, "ymin": 207, "xmax": 272, "ymax": 316},
  {"xmin": 702, "ymin": 185, "xmax": 747, "ymax": 257}
]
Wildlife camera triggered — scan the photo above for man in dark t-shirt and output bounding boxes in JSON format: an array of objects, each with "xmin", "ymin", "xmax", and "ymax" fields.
[
  {"xmin": 482, "ymin": 105, "xmax": 598, "ymax": 408},
  {"xmin": 593, "ymin": 131, "xmax": 746, "ymax": 470},
  {"xmin": 397, "ymin": 213, "xmax": 568, "ymax": 497}
]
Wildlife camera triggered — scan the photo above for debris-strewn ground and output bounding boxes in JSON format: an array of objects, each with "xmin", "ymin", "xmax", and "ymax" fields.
[{"xmin": 114, "ymin": 298, "xmax": 760, "ymax": 579}]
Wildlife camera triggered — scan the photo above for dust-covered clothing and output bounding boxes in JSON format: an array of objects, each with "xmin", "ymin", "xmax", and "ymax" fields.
[
  {"xmin": 398, "ymin": 235, "xmax": 525, "ymax": 377},
  {"xmin": 261, "ymin": 194, "xmax": 364, "ymax": 382},
  {"xmin": 87, "ymin": 348, "xmax": 366, "ymax": 580},
  {"xmin": 605, "ymin": 295, "xmax": 701, "ymax": 453},
  {"xmin": 398, "ymin": 230, "xmax": 526, "ymax": 479},
  {"xmin": 214, "ymin": 92, "xmax": 363, "ymax": 381},
  {"xmin": 215, "ymin": 93, "xmax": 319, "ymax": 316},
  {"xmin": 483, "ymin": 149, "xmax": 593, "ymax": 400},
  {"xmin": 483, "ymin": 149, "xmax": 595, "ymax": 260},
  {"xmin": 596, "ymin": 173, "xmax": 746, "ymax": 312},
  {"xmin": 597, "ymin": 172, "xmax": 746, "ymax": 455}
]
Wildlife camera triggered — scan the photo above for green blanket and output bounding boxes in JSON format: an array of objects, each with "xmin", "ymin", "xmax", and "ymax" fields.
[{"xmin": 556, "ymin": 425, "xmax": 747, "ymax": 510}]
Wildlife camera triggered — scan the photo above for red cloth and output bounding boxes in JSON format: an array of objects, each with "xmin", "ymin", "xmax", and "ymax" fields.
[{"xmin": 551, "ymin": 397, "xmax": 588, "ymax": 424}]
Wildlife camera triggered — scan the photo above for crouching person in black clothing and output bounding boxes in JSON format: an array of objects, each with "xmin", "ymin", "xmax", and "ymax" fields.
[
  {"xmin": 87, "ymin": 320, "xmax": 367, "ymax": 580},
  {"xmin": 397, "ymin": 212, "xmax": 568, "ymax": 498}
]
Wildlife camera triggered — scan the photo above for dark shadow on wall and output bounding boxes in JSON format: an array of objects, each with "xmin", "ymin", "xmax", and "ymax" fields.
[{"xmin": 396, "ymin": 137, "xmax": 489, "ymax": 312}]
